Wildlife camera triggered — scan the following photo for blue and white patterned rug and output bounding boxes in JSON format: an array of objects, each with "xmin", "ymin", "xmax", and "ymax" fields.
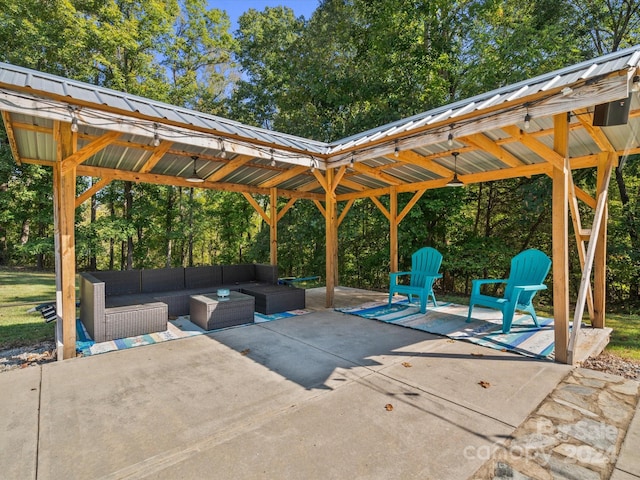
[
  {"xmin": 79, "ymin": 309, "xmax": 310, "ymax": 356},
  {"xmin": 337, "ymin": 300, "xmax": 557, "ymax": 359}
]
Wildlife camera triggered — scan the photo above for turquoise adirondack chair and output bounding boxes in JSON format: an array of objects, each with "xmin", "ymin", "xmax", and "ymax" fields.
[
  {"xmin": 466, "ymin": 248, "xmax": 551, "ymax": 333},
  {"xmin": 389, "ymin": 247, "xmax": 443, "ymax": 313}
]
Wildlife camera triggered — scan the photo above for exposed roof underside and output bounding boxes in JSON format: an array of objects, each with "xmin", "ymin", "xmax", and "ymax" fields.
[{"xmin": 1, "ymin": 46, "xmax": 640, "ymax": 202}]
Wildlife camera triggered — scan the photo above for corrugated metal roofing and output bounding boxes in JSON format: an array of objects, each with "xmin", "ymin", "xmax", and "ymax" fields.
[
  {"xmin": 328, "ymin": 45, "xmax": 640, "ymax": 153},
  {"xmin": 0, "ymin": 61, "xmax": 328, "ymax": 155},
  {"xmin": 1, "ymin": 45, "xmax": 639, "ymax": 199}
]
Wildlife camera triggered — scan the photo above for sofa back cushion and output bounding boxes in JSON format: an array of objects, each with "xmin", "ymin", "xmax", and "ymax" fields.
[
  {"xmin": 91, "ymin": 270, "xmax": 141, "ymax": 296},
  {"xmin": 254, "ymin": 264, "xmax": 278, "ymax": 284},
  {"xmin": 222, "ymin": 264, "xmax": 255, "ymax": 284},
  {"xmin": 185, "ymin": 266, "xmax": 222, "ymax": 289},
  {"xmin": 141, "ymin": 267, "xmax": 185, "ymax": 293}
]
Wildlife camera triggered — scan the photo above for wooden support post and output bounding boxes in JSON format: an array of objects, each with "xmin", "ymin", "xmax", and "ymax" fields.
[
  {"xmin": 270, "ymin": 188, "xmax": 278, "ymax": 266},
  {"xmin": 552, "ymin": 114, "xmax": 570, "ymax": 364},
  {"xmin": 54, "ymin": 122, "xmax": 77, "ymax": 360},
  {"xmin": 390, "ymin": 187, "xmax": 398, "ymax": 274},
  {"xmin": 593, "ymin": 153, "xmax": 613, "ymax": 328},
  {"xmin": 325, "ymin": 168, "xmax": 337, "ymax": 308}
]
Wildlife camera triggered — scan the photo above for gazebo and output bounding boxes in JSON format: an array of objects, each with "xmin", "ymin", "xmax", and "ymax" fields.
[{"xmin": 1, "ymin": 46, "xmax": 639, "ymax": 364}]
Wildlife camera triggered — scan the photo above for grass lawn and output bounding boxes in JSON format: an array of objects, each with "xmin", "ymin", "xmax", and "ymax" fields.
[{"xmin": 0, "ymin": 268, "xmax": 57, "ymax": 349}]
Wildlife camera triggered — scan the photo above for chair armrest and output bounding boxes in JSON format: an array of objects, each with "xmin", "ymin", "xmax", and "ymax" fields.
[
  {"xmin": 513, "ymin": 284, "xmax": 547, "ymax": 292},
  {"xmin": 390, "ymin": 271, "xmax": 412, "ymax": 281},
  {"xmin": 470, "ymin": 278, "xmax": 507, "ymax": 295}
]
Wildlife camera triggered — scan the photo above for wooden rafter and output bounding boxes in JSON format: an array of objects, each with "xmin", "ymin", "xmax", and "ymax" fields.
[
  {"xmin": 61, "ymin": 131, "xmax": 121, "ymax": 172},
  {"xmin": 260, "ymin": 165, "xmax": 308, "ymax": 188},
  {"xmin": 502, "ymin": 125, "xmax": 565, "ymax": 170},
  {"xmin": 139, "ymin": 140, "xmax": 173, "ymax": 173},
  {"xmin": 461, "ymin": 132, "xmax": 525, "ymax": 168},
  {"xmin": 205, "ymin": 154, "xmax": 253, "ymax": 182},
  {"xmin": 573, "ymin": 108, "xmax": 616, "ymax": 152},
  {"xmin": 391, "ymin": 150, "xmax": 452, "ymax": 177},
  {"xmin": 1, "ymin": 111, "xmax": 21, "ymax": 165},
  {"xmin": 351, "ymin": 162, "xmax": 403, "ymax": 186}
]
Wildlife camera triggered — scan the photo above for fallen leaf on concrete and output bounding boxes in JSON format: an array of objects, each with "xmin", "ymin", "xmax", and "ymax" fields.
[
  {"xmin": 402, "ymin": 362, "xmax": 412, "ymax": 368},
  {"xmin": 470, "ymin": 352, "xmax": 484, "ymax": 357},
  {"xmin": 478, "ymin": 380, "xmax": 491, "ymax": 388},
  {"xmin": 240, "ymin": 349, "xmax": 250, "ymax": 356},
  {"xmin": 385, "ymin": 403, "xmax": 394, "ymax": 411},
  {"xmin": 446, "ymin": 339, "xmax": 455, "ymax": 343}
]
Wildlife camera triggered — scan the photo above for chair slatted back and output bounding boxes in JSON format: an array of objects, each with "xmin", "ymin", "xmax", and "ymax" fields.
[
  {"xmin": 410, "ymin": 247, "xmax": 443, "ymax": 288},
  {"xmin": 505, "ymin": 249, "xmax": 551, "ymax": 305}
]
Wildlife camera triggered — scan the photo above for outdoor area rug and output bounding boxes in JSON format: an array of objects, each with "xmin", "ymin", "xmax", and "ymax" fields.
[
  {"xmin": 337, "ymin": 300, "xmax": 557, "ymax": 360},
  {"xmin": 78, "ymin": 308, "xmax": 310, "ymax": 356}
]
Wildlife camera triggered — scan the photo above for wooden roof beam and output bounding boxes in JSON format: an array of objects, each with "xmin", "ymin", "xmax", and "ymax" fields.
[
  {"xmin": 351, "ymin": 162, "xmax": 403, "ymax": 185},
  {"xmin": 259, "ymin": 165, "xmax": 308, "ymax": 188},
  {"xmin": 390, "ymin": 150, "xmax": 452, "ymax": 177},
  {"xmin": 61, "ymin": 130, "xmax": 121, "ymax": 173},
  {"xmin": 1, "ymin": 111, "xmax": 21, "ymax": 165},
  {"xmin": 461, "ymin": 132, "xmax": 525, "ymax": 168},
  {"xmin": 205, "ymin": 154, "xmax": 253, "ymax": 182}
]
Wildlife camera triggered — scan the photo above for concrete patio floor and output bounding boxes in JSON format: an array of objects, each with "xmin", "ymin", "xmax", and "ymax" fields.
[{"xmin": 2, "ymin": 287, "xmax": 633, "ymax": 479}]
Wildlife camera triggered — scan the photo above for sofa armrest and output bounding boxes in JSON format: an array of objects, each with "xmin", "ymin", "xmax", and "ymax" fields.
[
  {"xmin": 255, "ymin": 264, "xmax": 278, "ymax": 284},
  {"xmin": 79, "ymin": 273, "xmax": 105, "ymax": 343}
]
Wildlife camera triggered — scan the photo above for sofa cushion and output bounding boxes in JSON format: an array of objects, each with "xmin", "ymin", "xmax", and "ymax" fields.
[
  {"xmin": 222, "ymin": 264, "xmax": 255, "ymax": 285},
  {"xmin": 91, "ymin": 270, "xmax": 141, "ymax": 296},
  {"xmin": 185, "ymin": 266, "xmax": 222, "ymax": 289},
  {"xmin": 141, "ymin": 267, "xmax": 185, "ymax": 293}
]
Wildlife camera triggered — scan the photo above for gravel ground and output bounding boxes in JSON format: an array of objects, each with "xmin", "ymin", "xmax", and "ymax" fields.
[
  {"xmin": 0, "ymin": 342, "xmax": 57, "ymax": 373},
  {"xmin": 1, "ymin": 343, "xmax": 639, "ymax": 379}
]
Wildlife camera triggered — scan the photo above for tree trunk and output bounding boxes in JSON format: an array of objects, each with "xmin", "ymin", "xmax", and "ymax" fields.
[
  {"xmin": 188, "ymin": 187, "xmax": 194, "ymax": 266},
  {"xmin": 109, "ymin": 197, "xmax": 115, "ymax": 270},
  {"xmin": 89, "ymin": 187, "xmax": 97, "ymax": 270},
  {"xmin": 124, "ymin": 181, "xmax": 133, "ymax": 270},
  {"xmin": 165, "ymin": 186, "xmax": 174, "ymax": 268}
]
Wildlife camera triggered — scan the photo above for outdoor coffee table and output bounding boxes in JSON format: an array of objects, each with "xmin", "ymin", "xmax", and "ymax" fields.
[{"xmin": 189, "ymin": 291, "xmax": 255, "ymax": 330}]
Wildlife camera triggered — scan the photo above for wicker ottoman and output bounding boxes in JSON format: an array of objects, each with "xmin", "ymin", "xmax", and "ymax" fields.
[
  {"xmin": 103, "ymin": 302, "xmax": 168, "ymax": 342},
  {"xmin": 241, "ymin": 285, "xmax": 305, "ymax": 315},
  {"xmin": 189, "ymin": 291, "xmax": 255, "ymax": 330}
]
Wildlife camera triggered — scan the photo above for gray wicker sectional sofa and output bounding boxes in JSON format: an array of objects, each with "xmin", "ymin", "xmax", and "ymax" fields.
[{"xmin": 80, "ymin": 264, "xmax": 291, "ymax": 343}]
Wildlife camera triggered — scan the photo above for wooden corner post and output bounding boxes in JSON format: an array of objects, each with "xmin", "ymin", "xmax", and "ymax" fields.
[
  {"xmin": 54, "ymin": 122, "xmax": 77, "ymax": 359},
  {"xmin": 552, "ymin": 114, "xmax": 570, "ymax": 364},
  {"xmin": 390, "ymin": 187, "xmax": 398, "ymax": 273},
  {"xmin": 325, "ymin": 168, "xmax": 337, "ymax": 307},
  {"xmin": 270, "ymin": 188, "xmax": 278, "ymax": 265}
]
